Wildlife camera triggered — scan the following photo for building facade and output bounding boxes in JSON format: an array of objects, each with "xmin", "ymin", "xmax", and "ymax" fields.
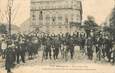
[{"xmin": 30, "ymin": 0, "xmax": 82, "ymax": 34}]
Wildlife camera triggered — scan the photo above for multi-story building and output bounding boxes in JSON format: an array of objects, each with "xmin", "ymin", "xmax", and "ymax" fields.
[{"xmin": 30, "ymin": 0, "xmax": 83, "ymax": 34}]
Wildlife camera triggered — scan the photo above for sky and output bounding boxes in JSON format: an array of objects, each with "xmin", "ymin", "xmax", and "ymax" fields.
[
  {"xmin": 0, "ymin": 0, "xmax": 114, "ymax": 26},
  {"xmin": 83, "ymin": 0, "xmax": 114, "ymax": 25}
]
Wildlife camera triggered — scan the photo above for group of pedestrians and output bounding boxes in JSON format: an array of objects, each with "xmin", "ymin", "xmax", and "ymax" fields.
[{"xmin": 0, "ymin": 31, "xmax": 115, "ymax": 73}]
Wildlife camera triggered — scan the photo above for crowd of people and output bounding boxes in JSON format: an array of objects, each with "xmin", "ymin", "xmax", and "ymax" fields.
[{"xmin": 0, "ymin": 31, "xmax": 115, "ymax": 73}]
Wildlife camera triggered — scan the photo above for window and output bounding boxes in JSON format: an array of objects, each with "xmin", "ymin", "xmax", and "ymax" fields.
[
  {"xmin": 39, "ymin": 11, "xmax": 43, "ymax": 20},
  {"xmin": 58, "ymin": 16, "xmax": 62, "ymax": 21},
  {"xmin": 65, "ymin": 17, "xmax": 68, "ymax": 24},
  {"xmin": 32, "ymin": 12, "xmax": 35, "ymax": 21},
  {"xmin": 76, "ymin": 14, "xmax": 80, "ymax": 22},
  {"xmin": 58, "ymin": 16, "xmax": 62, "ymax": 24},
  {"xmin": 52, "ymin": 16, "xmax": 56, "ymax": 22},
  {"xmin": 45, "ymin": 15, "xmax": 51, "ymax": 25},
  {"xmin": 71, "ymin": 14, "xmax": 74, "ymax": 21},
  {"xmin": 46, "ymin": 15, "xmax": 50, "ymax": 20}
]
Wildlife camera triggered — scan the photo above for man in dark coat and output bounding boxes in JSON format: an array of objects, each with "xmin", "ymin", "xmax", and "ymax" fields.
[
  {"xmin": 104, "ymin": 37, "xmax": 112, "ymax": 62},
  {"xmin": 53, "ymin": 38, "xmax": 60, "ymax": 60},
  {"xmin": 86, "ymin": 37, "xmax": 93, "ymax": 60},
  {"xmin": 45, "ymin": 37, "xmax": 52, "ymax": 59},
  {"xmin": 112, "ymin": 45, "xmax": 115, "ymax": 64},
  {"xmin": 5, "ymin": 45, "xmax": 14, "ymax": 73},
  {"xmin": 19, "ymin": 40, "xmax": 26, "ymax": 63},
  {"xmin": 69, "ymin": 37, "xmax": 74, "ymax": 59}
]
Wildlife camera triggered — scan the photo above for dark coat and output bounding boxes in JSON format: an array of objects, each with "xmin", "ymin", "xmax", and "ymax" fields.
[{"xmin": 5, "ymin": 48, "xmax": 14, "ymax": 70}]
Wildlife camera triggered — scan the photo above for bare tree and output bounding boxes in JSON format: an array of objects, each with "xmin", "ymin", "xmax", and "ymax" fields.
[{"xmin": 0, "ymin": 0, "xmax": 20, "ymax": 38}]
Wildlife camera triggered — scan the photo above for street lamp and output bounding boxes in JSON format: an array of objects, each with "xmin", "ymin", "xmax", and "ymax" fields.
[{"xmin": 8, "ymin": 0, "xmax": 13, "ymax": 39}]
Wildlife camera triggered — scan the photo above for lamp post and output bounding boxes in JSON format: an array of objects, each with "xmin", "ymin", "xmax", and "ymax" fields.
[{"xmin": 8, "ymin": 0, "xmax": 13, "ymax": 39}]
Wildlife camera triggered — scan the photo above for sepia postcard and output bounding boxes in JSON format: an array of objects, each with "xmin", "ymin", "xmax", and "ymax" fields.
[{"xmin": 0, "ymin": 0, "xmax": 115, "ymax": 73}]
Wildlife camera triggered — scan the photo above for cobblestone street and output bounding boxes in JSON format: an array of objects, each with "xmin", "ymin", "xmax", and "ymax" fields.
[{"xmin": 0, "ymin": 50, "xmax": 115, "ymax": 73}]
